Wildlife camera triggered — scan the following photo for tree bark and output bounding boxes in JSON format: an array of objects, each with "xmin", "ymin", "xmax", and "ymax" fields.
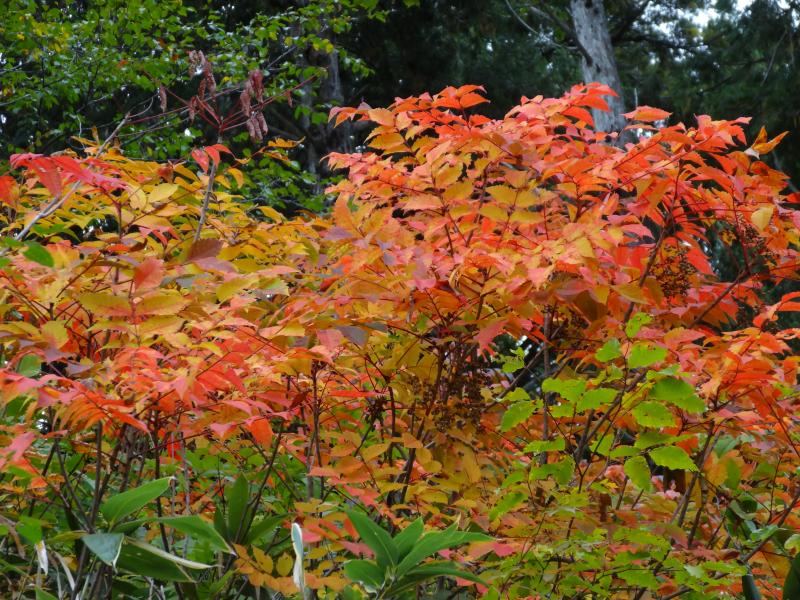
[{"xmin": 569, "ymin": 0, "xmax": 627, "ymax": 135}]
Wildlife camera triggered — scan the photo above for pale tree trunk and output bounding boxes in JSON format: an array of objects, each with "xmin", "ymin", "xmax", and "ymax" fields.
[{"xmin": 569, "ymin": 0, "xmax": 628, "ymax": 135}]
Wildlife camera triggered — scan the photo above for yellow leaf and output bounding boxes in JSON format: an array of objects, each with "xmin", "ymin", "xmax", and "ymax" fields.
[
  {"xmin": 216, "ymin": 277, "xmax": 250, "ymax": 303},
  {"xmin": 479, "ymin": 204, "xmax": 508, "ymax": 222},
  {"xmin": 252, "ymin": 547, "xmax": 274, "ymax": 573},
  {"xmin": 361, "ymin": 442, "xmax": 390, "ymax": 462},
  {"xmin": 275, "ymin": 553, "xmax": 293, "ymax": 577},
  {"xmin": 442, "ymin": 181, "xmax": 473, "ymax": 202},
  {"xmin": 487, "ymin": 185, "xmax": 517, "ymax": 205},
  {"xmin": 129, "ymin": 189, "xmax": 147, "ymax": 210},
  {"xmin": 370, "ymin": 132, "xmax": 406, "ymax": 152},
  {"xmin": 613, "ymin": 283, "xmax": 647, "ymax": 304},
  {"xmin": 41, "ymin": 321, "xmax": 68, "ymax": 348},
  {"xmin": 751, "ymin": 205, "xmax": 773, "ymax": 232},
  {"xmin": 137, "ymin": 290, "xmax": 188, "ymax": 316},
  {"xmin": 137, "ymin": 316, "xmax": 183, "ymax": 337},
  {"xmin": 573, "ymin": 236, "xmax": 595, "ymax": 259},
  {"xmin": 78, "ymin": 292, "xmax": 131, "ymax": 316},
  {"xmin": 256, "ymin": 206, "xmax": 284, "ymax": 222},
  {"xmin": 149, "ymin": 183, "xmax": 178, "ymax": 204}
]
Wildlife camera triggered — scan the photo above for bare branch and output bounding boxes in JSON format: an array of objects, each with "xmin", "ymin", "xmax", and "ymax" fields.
[{"xmin": 14, "ymin": 114, "xmax": 130, "ymax": 242}]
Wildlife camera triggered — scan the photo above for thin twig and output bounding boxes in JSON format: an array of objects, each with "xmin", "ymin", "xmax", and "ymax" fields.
[
  {"xmin": 14, "ymin": 114, "xmax": 129, "ymax": 242},
  {"xmin": 193, "ymin": 160, "xmax": 218, "ymax": 243}
]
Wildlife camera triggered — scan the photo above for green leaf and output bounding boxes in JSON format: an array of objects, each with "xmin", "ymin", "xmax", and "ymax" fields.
[
  {"xmin": 632, "ymin": 401, "xmax": 676, "ymax": 428},
  {"xmin": 625, "ymin": 313, "xmax": 652, "ymax": 337},
  {"xmin": 650, "ymin": 377, "xmax": 705, "ymax": 413},
  {"xmin": 347, "ymin": 510, "xmax": 398, "ymax": 570},
  {"xmin": 394, "ymin": 518, "xmax": 424, "ymax": 559},
  {"xmin": 17, "ymin": 516, "xmax": 43, "ymax": 544},
  {"xmin": 596, "ymin": 339, "xmax": 622, "ymax": 362},
  {"xmin": 628, "ymin": 343, "xmax": 667, "ymax": 369},
  {"xmin": 16, "ymin": 354, "xmax": 42, "ymax": 377},
  {"xmin": 244, "ymin": 514, "xmax": 286, "ymax": 545},
  {"xmin": 619, "ymin": 568, "xmax": 659, "ymax": 588},
  {"xmin": 23, "ymin": 241, "xmax": 54, "ymax": 267},
  {"xmin": 784, "ymin": 553, "xmax": 800, "ymax": 599},
  {"xmin": 489, "ymin": 492, "xmax": 526, "ymax": 521},
  {"xmin": 124, "ymin": 538, "xmax": 212, "ymax": 570},
  {"xmin": 386, "ymin": 561, "xmax": 486, "ymax": 595},
  {"xmin": 404, "ymin": 561, "xmax": 485, "ymax": 585},
  {"xmin": 226, "ymin": 475, "xmax": 249, "ymax": 542},
  {"xmin": 649, "ymin": 446, "xmax": 697, "ymax": 472},
  {"xmin": 577, "ymin": 387, "xmax": 616, "ymax": 411},
  {"xmin": 552, "ymin": 455, "xmax": 575, "ymax": 485},
  {"xmin": 396, "ymin": 524, "xmax": 490, "ymax": 577},
  {"xmin": 542, "ymin": 377, "xmax": 585, "ymax": 402},
  {"xmin": 154, "ymin": 516, "xmax": 232, "ymax": 553},
  {"xmin": 82, "ymin": 532, "xmax": 123, "ymax": 567},
  {"xmin": 523, "ymin": 438, "xmax": 565, "ymax": 453},
  {"xmin": 624, "ymin": 456, "xmax": 653, "ymax": 491},
  {"xmin": 500, "ymin": 401, "xmax": 534, "ymax": 432},
  {"xmin": 504, "ymin": 387, "xmax": 530, "ymax": 402},
  {"xmin": 343, "ymin": 559, "xmax": 384, "ymax": 591},
  {"xmin": 743, "ymin": 573, "xmax": 762, "ymax": 600},
  {"xmin": 116, "ymin": 540, "xmax": 193, "ymax": 582},
  {"xmin": 35, "ymin": 590, "xmax": 58, "ymax": 600},
  {"xmin": 101, "ymin": 477, "xmax": 172, "ymax": 526}
]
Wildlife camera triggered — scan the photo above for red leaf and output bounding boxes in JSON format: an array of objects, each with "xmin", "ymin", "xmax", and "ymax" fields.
[
  {"xmin": 133, "ymin": 258, "xmax": 164, "ymax": 291},
  {"xmin": 623, "ymin": 106, "xmax": 671, "ymax": 122},
  {"xmin": 191, "ymin": 148, "xmax": 209, "ymax": 172}
]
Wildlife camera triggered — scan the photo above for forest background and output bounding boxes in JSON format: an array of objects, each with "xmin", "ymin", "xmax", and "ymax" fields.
[{"xmin": 2, "ymin": 1, "xmax": 800, "ymax": 599}]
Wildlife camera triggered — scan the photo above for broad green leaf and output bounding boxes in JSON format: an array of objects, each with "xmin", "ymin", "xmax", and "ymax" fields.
[
  {"xmin": 619, "ymin": 568, "xmax": 659, "ymax": 588},
  {"xmin": 347, "ymin": 510, "xmax": 398, "ymax": 569},
  {"xmin": 500, "ymin": 401, "xmax": 534, "ymax": 431},
  {"xmin": 155, "ymin": 516, "xmax": 232, "ymax": 553},
  {"xmin": 551, "ymin": 455, "xmax": 575, "ymax": 485},
  {"xmin": 245, "ymin": 514, "xmax": 286, "ymax": 544},
  {"xmin": 23, "ymin": 241, "xmax": 54, "ymax": 267},
  {"xmin": 743, "ymin": 573, "xmax": 762, "ymax": 600},
  {"xmin": 101, "ymin": 477, "xmax": 172, "ymax": 526},
  {"xmin": 343, "ymin": 559, "xmax": 384, "ymax": 591},
  {"xmin": 82, "ymin": 532, "xmax": 123, "ymax": 567},
  {"xmin": 17, "ymin": 516, "xmax": 43, "ymax": 544},
  {"xmin": 387, "ymin": 561, "xmax": 486, "ymax": 595},
  {"xmin": 504, "ymin": 387, "xmax": 530, "ymax": 402},
  {"xmin": 577, "ymin": 387, "xmax": 616, "ymax": 411},
  {"xmin": 16, "ymin": 354, "xmax": 41, "ymax": 377},
  {"xmin": 625, "ymin": 313, "xmax": 652, "ymax": 337},
  {"xmin": 523, "ymin": 438, "xmax": 565, "ymax": 453},
  {"xmin": 632, "ymin": 401, "xmax": 676, "ymax": 428},
  {"xmin": 116, "ymin": 540, "xmax": 193, "ymax": 582},
  {"xmin": 784, "ymin": 553, "xmax": 800, "ymax": 599},
  {"xmin": 226, "ymin": 475, "xmax": 249, "ymax": 542},
  {"xmin": 610, "ymin": 445, "xmax": 637, "ymax": 458},
  {"xmin": 396, "ymin": 524, "xmax": 490, "ymax": 577},
  {"xmin": 624, "ymin": 456, "xmax": 653, "ymax": 491},
  {"xmin": 649, "ymin": 446, "xmax": 697, "ymax": 471},
  {"xmin": 542, "ymin": 377, "xmax": 586, "ymax": 402},
  {"xmin": 124, "ymin": 538, "xmax": 212, "ymax": 570},
  {"xmin": 404, "ymin": 561, "xmax": 485, "ymax": 585},
  {"xmin": 394, "ymin": 518, "xmax": 424, "ymax": 559},
  {"xmin": 35, "ymin": 590, "xmax": 58, "ymax": 600},
  {"xmin": 650, "ymin": 377, "xmax": 705, "ymax": 413},
  {"xmin": 628, "ymin": 343, "xmax": 667, "ymax": 369},
  {"xmin": 590, "ymin": 434, "xmax": 613, "ymax": 456},
  {"xmin": 596, "ymin": 339, "xmax": 622, "ymax": 362},
  {"xmin": 489, "ymin": 492, "xmax": 526, "ymax": 521},
  {"xmin": 635, "ymin": 431, "xmax": 673, "ymax": 449}
]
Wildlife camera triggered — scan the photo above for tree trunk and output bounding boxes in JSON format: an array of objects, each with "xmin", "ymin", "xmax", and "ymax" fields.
[{"xmin": 569, "ymin": 0, "xmax": 627, "ymax": 135}]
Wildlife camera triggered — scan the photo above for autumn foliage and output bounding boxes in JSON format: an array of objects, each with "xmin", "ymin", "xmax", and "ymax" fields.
[{"xmin": 1, "ymin": 83, "xmax": 800, "ymax": 598}]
